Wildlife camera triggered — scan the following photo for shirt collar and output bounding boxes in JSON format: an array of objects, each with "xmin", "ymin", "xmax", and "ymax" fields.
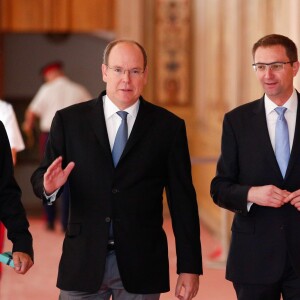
[
  {"xmin": 264, "ymin": 89, "xmax": 298, "ymax": 115},
  {"xmin": 103, "ymin": 95, "xmax": 140, "ymax": 120}
]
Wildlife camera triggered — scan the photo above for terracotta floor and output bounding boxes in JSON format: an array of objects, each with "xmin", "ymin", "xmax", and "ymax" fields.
[{"xmin": 0, "ymin": 216, "xmax": 236, "ymax": 300}]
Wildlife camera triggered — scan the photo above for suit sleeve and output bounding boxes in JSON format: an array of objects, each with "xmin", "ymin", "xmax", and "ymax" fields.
[
  {"xmin": 210, "ymin": 114, "xmax": 250, "ymax": 215},
  {"xmin": 165, "ymin": 119, "xmax": 203, "ymax": 275},
  {"xmin": 0, "ymin": 122, "xmax": 33, "ymax": 258},
  {"xmin": 31, "ymin": 112, "xmax": 64, "ymax": 202}
]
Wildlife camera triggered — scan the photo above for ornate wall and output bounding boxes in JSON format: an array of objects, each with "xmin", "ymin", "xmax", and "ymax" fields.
[{"xmin": 154, "ymin": 0, "xmax": 191, "ymax": 105}]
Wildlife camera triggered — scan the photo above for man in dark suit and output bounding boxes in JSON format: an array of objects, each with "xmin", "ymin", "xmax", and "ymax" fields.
[
  {"xmin": 31, "ymin": 40, "xmax": 202, "ymax": 299},
  {"xmin": 0, "ymin": 121, "xmax": 33, "ymax": 274},
  {"xmin": 211, "ymin": 34, "xmax": 300, "ymax": 300}
]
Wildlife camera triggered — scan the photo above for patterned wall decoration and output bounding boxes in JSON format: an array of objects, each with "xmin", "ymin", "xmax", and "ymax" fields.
[{"xmin": 154, "ymin": 0, "xmax": 191, "ymax": 105}]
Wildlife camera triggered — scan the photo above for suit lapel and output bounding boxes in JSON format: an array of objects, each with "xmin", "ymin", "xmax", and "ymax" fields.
[
  {"xmin": 87, "ymin": 95, "xmax": 112, "ymax": 159},
  {"xmin": 285, "ymin": 93, "xmax": 300, "ymax": 178},
  {"xmin": 119, "ymin": 98, "xmax": 155, "ymax": 163},
  {"xmin": 252, "ymin": 97, "xmax": 282, "ymax": 177}
]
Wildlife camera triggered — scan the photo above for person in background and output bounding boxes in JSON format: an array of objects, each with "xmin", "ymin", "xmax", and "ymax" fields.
[
  {"xmin": 0, "ymin": 99, "xmax": 25, "ymax": 165},
  {"xmin": 0, "ymin": 121, "xmax": 33, "ymax": 275},
  {"xmin": 0, "ymin": 99, "xmax": 26, "ymax": 277},
  {"xmin": 211, "ymin": 34, "xmax": 300, "ymax": 299},
  {"xmin": 31, "ymin": 39, "xmax": 202, "ymax": 300},
  {"xmin": 22, "ymin": 61, "xmax": 92, "ymax": 232}
]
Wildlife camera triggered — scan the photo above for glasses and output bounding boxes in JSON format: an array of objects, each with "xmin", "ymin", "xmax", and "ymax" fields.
[
  {"xmin": 106, "ymin": 65, "xmax": 145, "ymax": 77},
  {"xmin": 252, "ymin": 61, "xmax": 295, "ymax": 72}
]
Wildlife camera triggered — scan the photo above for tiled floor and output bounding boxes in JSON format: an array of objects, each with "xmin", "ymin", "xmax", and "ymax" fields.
[{"xmin": 0, "ymin": 216, "xmax": 236, "ymax": 300}]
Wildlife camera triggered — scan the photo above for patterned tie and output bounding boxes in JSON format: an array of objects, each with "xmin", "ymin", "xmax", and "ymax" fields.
[
  {"xmin": 275, "ymin": 107, "xmax": 290, "ymax": 177},
  {"xmin": 112, "ymin": 111, "xmax": 128, "ymax": 166}
]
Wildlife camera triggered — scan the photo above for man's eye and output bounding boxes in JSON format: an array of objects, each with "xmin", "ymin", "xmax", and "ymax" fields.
[
  {"xmin": 257, "ymin": 65, "xmax": 265, "ymax": 71},
  {"xmin": 114, "ymin": 68, "xmax": 123, "ymax": 73},
  {"xmin": 131, "ymin": 69, "xmax": 140, "ymax": 75},
  {"xmin": 272, "ymin": 64, "xmax": 281, "ymax": 70}
]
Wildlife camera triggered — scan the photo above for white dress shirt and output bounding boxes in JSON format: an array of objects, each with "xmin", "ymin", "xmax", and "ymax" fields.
[
  {"xmin": 29, "ymin": 76, "xmax": 91, "ymax": 132},
  {"xmin": 103, "ymin": 95, "xmax": 139, "ymax": 150},
  {"xmin": 0, "ymin": 100, "xmax": 25, "ymax": 152},
  {"xmin": 265, "ymin": 89, "xmax": 297, "ymax": 152}
]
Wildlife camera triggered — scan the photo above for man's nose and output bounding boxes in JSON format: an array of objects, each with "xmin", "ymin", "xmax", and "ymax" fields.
[
  {"xmin": 264, "ymin": 67, "xmax": 274, "ymax": 77},
  {"xmin": 121, "ymin": 70, "xmax": 131, "ymax": 80}
]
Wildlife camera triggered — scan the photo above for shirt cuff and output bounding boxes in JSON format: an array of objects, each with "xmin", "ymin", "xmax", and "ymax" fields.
[
  {"xmin": 43, "ymin": 189, "xmax": 59, "ymax": 205},
  {"xmin": 247, "ymin": 201, "xmax": 253, "ymax": 211}
]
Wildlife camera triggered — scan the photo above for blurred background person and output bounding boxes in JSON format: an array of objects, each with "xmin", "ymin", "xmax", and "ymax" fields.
[
  {"xmin": 0, "ymin": 99, "xmax": 25, "ymax": 165},
  {"xmin": 22, "ymin": 61, "xmax": 92, "ymax": 232},
  {"xmin": 0, "ymin": 99, "xmax": 26, "ymax": 278}
]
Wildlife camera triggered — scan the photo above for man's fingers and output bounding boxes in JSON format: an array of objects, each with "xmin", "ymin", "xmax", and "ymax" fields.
[
  {"xmin": 44, "ymin": 157, "xmax": 75, "ymax": 194},
  {"xmin": 64, "ymin": 162, "xmax": 75, "ymax": 176},
  {"xmin": 49, "ymin": 156, "xmax": 63, "ymax": 170},
  {"xmin": 284, "ymin": 190, "xmax": 300, "ymax": 203},
  {"xmin": 12, "ymin": 252, "xmax": 33, "ymax": 274}
]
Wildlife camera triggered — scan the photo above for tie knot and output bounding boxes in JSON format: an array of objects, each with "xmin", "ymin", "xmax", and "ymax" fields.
[
  {"xmin": 117, "ymin": 111, "xmax": 128, "ymax": 120},
  {"xmin": 275, "ymin": 106, "xmax": 287, "ymax": 117}
]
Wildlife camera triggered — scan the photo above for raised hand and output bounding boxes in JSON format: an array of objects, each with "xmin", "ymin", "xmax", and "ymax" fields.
[{"xmin": 44, "ymin": 156, "xmax": 75, "ymax": 195}]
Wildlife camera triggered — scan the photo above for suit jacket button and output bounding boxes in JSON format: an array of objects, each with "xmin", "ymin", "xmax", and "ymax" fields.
[
  {"xmin": 112, "ymin": 188, "xmax": 119, "ymax": 194},
  {"xmin": 105, "ymin": 217, "xmax": 111, "ymax": 223}
]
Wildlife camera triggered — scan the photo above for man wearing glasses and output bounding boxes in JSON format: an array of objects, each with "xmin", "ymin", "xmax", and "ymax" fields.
[
  {"xmin": 211, "ymin": 34, "xmax": 300, "ymax": 299},
  {"xmin": 31, "ymin": 40, "xmax": 202, "ymax": 300}
]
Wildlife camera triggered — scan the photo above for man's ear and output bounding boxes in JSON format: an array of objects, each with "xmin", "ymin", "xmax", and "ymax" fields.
[
  {"xmin": 102, "ymin": 64, "xmax": 108, "ymax": 83},
  {"xmin": 143, "ymin": 66, "xmax": 148, "ymax": 85}
]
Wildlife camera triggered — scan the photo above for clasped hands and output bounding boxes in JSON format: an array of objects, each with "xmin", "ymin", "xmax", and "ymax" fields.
[
  {"xmin": 248, "ymin": 185, "xmax": 300, "ymax": 211},
  {"xmin": 44, "ymin": 156, "xmax": 75, "ymax": 195}
]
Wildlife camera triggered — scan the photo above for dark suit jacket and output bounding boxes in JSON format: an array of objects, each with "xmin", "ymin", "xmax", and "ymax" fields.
[
  {"xmin": 210, "ymin": 93, "xmax": 300, "ymax": 284},
  {"xmin": 0, "ymin": 121, "xmax": 33, "ymax": 258},
  {"xmin": 31, "ymin": 91, "xmax": 202, "ymax": 293}
]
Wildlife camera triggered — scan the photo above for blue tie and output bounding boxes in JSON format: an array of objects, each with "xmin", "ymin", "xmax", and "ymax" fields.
[
  {"xmin": 112, "ymin": 111, "xmax": 128, "ymax": 166},
  {"xmin": 275, "ymin": 107, "xmax": 290, "ymax": 177}
]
